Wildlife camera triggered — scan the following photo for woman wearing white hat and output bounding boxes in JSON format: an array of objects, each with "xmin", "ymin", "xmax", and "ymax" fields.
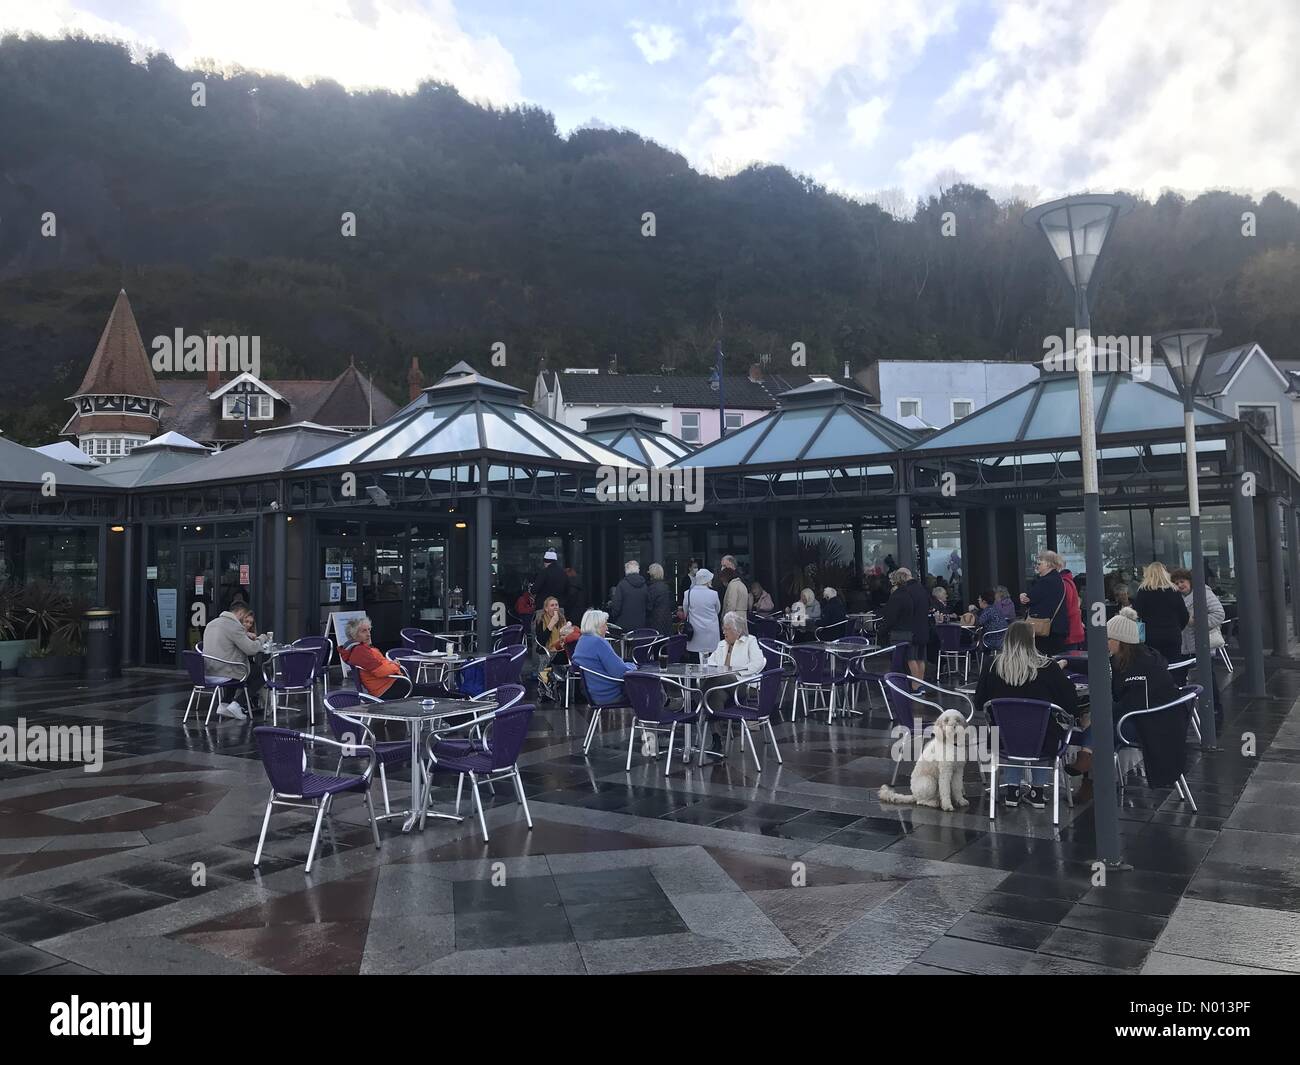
[{"xmin": 682, "ymin": 567, "xmax": 721, "ymax": 659}]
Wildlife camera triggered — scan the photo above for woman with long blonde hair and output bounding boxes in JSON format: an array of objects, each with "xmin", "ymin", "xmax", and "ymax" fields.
[{"xmin": 1134, "ymin": 561, "xmax": 1188, "ymax": 664}]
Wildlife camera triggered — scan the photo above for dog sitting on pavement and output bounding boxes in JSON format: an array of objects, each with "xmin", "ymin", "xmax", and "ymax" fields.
[{"xmin": 879, "ymin": 709, "xmax": 971, "ymax": 812}]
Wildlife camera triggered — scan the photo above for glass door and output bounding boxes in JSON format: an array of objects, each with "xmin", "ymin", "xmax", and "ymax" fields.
[
  {"xmin": 217, "ymin": 545, "xmax": 252, "ymax": 626},
  {"xmin": 411, "ymin": 536, "xmax": 447, "ymax": 628},
  {"xmin": 183, "ymin": 548, "xmax": 216, "ymax": 653}
]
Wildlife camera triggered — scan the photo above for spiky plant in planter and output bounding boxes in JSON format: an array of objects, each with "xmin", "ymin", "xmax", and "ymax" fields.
[{"xmin": 19, "ymin": 581, "xmax": 83, "ymax": 658}]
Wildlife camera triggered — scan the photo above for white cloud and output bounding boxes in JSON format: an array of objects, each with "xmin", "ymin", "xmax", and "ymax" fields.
[
  {"xmin": 0, "ymin": 0, "xmax": 523, "ymax": 105},
  {"xmin": 629, "ymin": 21, "xmax": 680, "ymax": 64},
  {"xmin": 684, "ymin": 0, "xmax": 960, "ymax": 172},
  {"xmin": 568, "ymin": 69, "xmax": 611, "ymax": 96},
  {"xmin": 901, "ymin": 0, "xmax": 1300, "ymax": 200},
  {"xmin": 846, "ymin": 96, "xmax": 889, "ymax": 148}
]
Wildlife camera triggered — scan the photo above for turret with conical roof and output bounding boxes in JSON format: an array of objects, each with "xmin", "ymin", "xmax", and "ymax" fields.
[{"xmin": 63, "ymin": 289, "xmax": 167, "ymax": 461}]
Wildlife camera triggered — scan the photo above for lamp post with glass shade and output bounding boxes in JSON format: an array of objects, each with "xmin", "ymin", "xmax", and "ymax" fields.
[
  {"xmin": 1023, "ymin": 193, "xmax": 1131, "ymax": 867},
  {"xmin": 1153, "ymin": 328, "xmax": 1221, "ymax": 749}
]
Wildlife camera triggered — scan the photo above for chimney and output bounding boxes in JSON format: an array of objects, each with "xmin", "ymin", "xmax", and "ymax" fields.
[
  {"xmin": 205, "ymin": 335, "xmax": 219, "ymax": 393},
  {"xmin": 748, "ymin": 362, "xmax": 763, "ymax": 383},
  {"xmin": 408, "ymin": 356, "xmax": 424, "ymax": 400}
]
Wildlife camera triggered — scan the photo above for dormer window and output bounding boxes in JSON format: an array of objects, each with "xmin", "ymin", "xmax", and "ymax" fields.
[{"xmin": 223, "ymin": 393, "xmax": 274, "ymax": 420}]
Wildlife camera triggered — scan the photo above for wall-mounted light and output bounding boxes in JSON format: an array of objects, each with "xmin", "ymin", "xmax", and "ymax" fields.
[
  {"xmin": 110, "ymin": 525, "xmax": 125, "ymax": 533},
  {"xmin": 455, "ymin": 522, "xmax": 467, "ymax": 529},
  {"xmin": 287, "ymin": 516, "xmax": 293, "ymax": 523}
]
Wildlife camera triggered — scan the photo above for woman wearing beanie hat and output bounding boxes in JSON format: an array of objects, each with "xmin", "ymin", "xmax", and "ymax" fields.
[{"xmin": 1072, "ymin": 608, "xmax": 1177, "ymax": 795}]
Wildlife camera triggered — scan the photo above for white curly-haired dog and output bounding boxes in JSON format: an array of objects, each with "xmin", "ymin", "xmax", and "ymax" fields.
[{"xmin": 879, "ymin": 709, "xmax": 971, "ymax": 812}]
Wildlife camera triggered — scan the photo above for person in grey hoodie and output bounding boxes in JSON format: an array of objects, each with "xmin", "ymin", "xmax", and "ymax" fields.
[
  {"xmin": 609, "ymin": 560, "xmax": 649, "ymax": 631},
  {"xmin": 201, "ymin": 603, "xmax": 266, "ymax": 719},
  {"xmin": 1172, "ymin": 567, "xmax": 1225, "ymax": 729}
]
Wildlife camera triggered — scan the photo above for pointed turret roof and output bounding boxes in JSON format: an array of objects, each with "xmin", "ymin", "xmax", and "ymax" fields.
[{"xmin": 69, "ymin": 290, "xmax": 163, "ymax": 401}]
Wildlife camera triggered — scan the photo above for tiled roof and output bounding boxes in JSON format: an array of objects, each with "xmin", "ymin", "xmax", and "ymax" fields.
[
  {"xmin": 71, "ymin": 290, "xmax": 163, "ymax": 400},
  {"xmin": 155, "ymin": 365, "xmax": 399, "ymax": 443}
]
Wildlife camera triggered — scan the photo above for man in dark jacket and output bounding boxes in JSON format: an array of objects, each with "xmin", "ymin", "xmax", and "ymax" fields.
[
  {"xmin": 646, "ymin": 563, "xmax": 673, "ymax": 635},
  {"xmin": 609, "ymin": 560, "xmax": 649, "ymax": 630},
  {"xmin": 882, "ymin": 568, "xmax": 932, "ymax": 682},
  {"xmin": 535, "ymin": 549, "xmax": 569, "ymax": 607}
]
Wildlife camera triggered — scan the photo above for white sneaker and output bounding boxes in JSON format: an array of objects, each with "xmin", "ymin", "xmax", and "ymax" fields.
[{"xmin": 217, "ymin": 701, "xmax": 247, "ymax": 721}]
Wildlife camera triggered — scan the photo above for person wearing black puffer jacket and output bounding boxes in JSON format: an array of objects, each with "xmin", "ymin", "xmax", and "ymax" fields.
[
  {"xmin": 882, "ymin": 567, "xmax": 932, "ymax": 683},
  {"xmin": 646, "ymin": 563, "xmax": 673, "ymax": 635},
  {"xmin": 1134, "ymin": 561, "xmax": 1190, "ymax": 665},
  {"xmin": 1019, "ymin": 550, "xmax": 1069, "ymax": 655}
]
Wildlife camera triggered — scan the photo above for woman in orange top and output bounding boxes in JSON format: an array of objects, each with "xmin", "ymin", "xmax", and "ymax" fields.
[{"xmin": 339, "ymin": 616, "xmax": 419, "ymax": 700}]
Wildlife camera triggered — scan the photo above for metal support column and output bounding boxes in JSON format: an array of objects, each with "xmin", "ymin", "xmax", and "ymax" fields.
[
  {"xmin": 1287, "ymin": 503, "xmax": 1300, "ymax": 641},
  {"xmin": 650, "ymin": 507, "xmax": 664, "ymax": 567},
  {"xmin": 476, "ymin": 473, "xmax": 493, "ymax": 655},
  {"xmin": 121, "ymin": 524, "xmax": 135, "ymax": 667},
  {"xmin": 273, "ymin": 510, "xmax": 288, "ymax": 639},
  {"xmin": 1045, "ymin": 510, "xmax": 1058, "ymax": 552},
  {"xmin": 985, "ymin": 507, "xmax": 998, "ymax": 595},
  {"xmin": 895, "ymin": 462, "xmax": 912, "ymax": 570},
  {"xmin": 1230, "ymin": 473, "xmax": 1267, "ymax": 695},
  {"xmin": 1265, "ymin": 494, "xmax": 1287, "ymax": 655}
]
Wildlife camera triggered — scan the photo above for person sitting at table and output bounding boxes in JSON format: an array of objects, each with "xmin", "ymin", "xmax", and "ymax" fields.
[
  {"xmin": 339, "ymin": 614, "xmax": 439, "ymax": 701},
  {"xmin": 682, "ymin": 568, "xmax": 721, "ymax": 661},
  {"xmin": 701, "ymin": 611, "xmax": 767, "ymax": 757},
  {"xmin": 819, "ymin": 586, "xmax": 847, "ymax": 631},
  {"xmin": 930, "ymin": 585, "xmax": 954, "ymax": 620},
  {"xmin": 571, "ymin": 609, "xmax": 635, "ymax": 705},
  {"xmin": 751, "ymin": 581, "xmax": 775, "ymax": 613},
  {"xmin": 790, "ymin": 587, "xmax": 820, "ymax": 641},
  {"xmin": 994, "ymin": 585, "xmax": 1017, "ymax": 622},
  {"xmin": 1068, "ymin": 607, "xmax": 1178, "ymax": 802},
  {"xmin": 962, "ymin": 590, "xmax": 1009, "ymax": 635},
  {"xmin": 201, "ymin": 602, "xmax": 266, "ymax": 720},
  {"xmin": 534, "ymin": 595, "xmax": 577, "ymax": 700},
  {"xmin": 974, "ymin": 619, "xmax": 1078, "ymax": 810}
]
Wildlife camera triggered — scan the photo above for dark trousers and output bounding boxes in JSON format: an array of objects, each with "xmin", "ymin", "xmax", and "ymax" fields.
[{"xmin": 1035, "ymin": 632, "xmax": 1065, "ymax": 655}]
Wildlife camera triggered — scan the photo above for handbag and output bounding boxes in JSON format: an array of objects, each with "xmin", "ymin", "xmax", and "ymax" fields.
[
  {"xmin": 681, "ymin": 588, "xmax": 695, "ymax": 640},
  {"xmin": 1029, "ymin": 588, "xmax": 1065, "ymax": 638}
]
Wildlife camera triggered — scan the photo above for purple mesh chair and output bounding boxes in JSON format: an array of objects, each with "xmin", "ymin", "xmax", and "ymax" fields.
[
  {"xmin": 252, "ymin": 725, "xmax": 380, "ymax": 874},
  {"xmin": 498, "ymin": 644, "xmax": 528, "ymax": 685},
  {"xmin": 696, "ymin": 668, "xmax": 785, "ymax": 771},
  {"xmin": 181, "ymin": 649, "xmax": 250, "ymax": 726},
  {"xmin": 324, "ymin": 690, "xmax": 411, "ymax": 819},
  {"xmin": 1116, "ymin": 684, "xmax": 1200, "ymax": 810},
  {"xmin": 623, "ymin": 671, "xmax": 698, "ymax": 776},
  {"xmin": 293, "ymin": 636, "xmax": 334, "ymax": 696},
  {"xmin": 424, "ymin": 703, "xmax": 536, "ymax": 841},
  {"xmin": 814, "ymin": 619, "xmax": 852, "ymax": 642},
  {"xmin": 661, "ymin": 633, "xmax": 688, "ymax": 664},
  {"xmin": 749, "ymin": 616, "xmax": 780, "ymax": 639},
  {"xmin": 572, "ymin": 663, "xmax": 632, "ymax": 754},
  {"xmin": 985, "ymin": 697, "xmax": 1076, "ymax": 825},
  {"xmin": 263, "ymin": 648, "xmax": 320, "ymax": 727},
  {"xmin": 832, "ymin": 636, "xmax": 871, "ymax": 714},
  {"xmin": 631, "ymin": 641, "xmax": 661, "ymax": 667},
  {"xmin": 757, "ymin": 637, "xmax": 798, "ymax": 718},
  {"xmin": 881, "ymin": 671, "xmax": 975, "ymax": 786},
  {"xmin": 790, "ymin": 645, "xmax": 851, "ymax": 723},
  {"xmin": 401, "ymin": 627, "xmax": 440, "ymax": 653},
  {"xmin": 936, "ymin": 623, "xmax": 972, "ymax": 685}
]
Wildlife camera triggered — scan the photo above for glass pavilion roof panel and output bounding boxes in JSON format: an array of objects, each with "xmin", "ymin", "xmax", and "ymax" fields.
[
  {"xmin": 744, "ymin": 408, "xmax": 824, "ymax": 464},
  {"xmin": 674, "ymin": 417, "xmax": 775, "ymax": 468},
  {"xmin": 915, "ymin": 386, "xmax": 1036, "ymax": 449},
  {"xmin": 801, "ymin": 407, "xmax": 898, "ymax": 460}
]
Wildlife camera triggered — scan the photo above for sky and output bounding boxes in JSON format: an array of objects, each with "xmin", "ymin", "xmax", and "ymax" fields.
[{"xmin": 3, "ymin": 0, "xmax": 1297, "ymax": 209}]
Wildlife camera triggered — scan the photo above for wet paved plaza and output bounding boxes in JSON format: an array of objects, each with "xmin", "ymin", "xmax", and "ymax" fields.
[{"xmin": 1, "ymin": 660, "xmax": 1298, "ymax": 975}]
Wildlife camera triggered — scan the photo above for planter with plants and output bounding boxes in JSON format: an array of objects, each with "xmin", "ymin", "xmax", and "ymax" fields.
[{"xmin": 5, "ymin": 581, "xmax": 87, "ymax": 678}]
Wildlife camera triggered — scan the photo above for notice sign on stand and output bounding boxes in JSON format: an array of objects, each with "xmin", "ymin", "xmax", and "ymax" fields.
[{"xmin": 239, "ymin": 564, "xmax": 250, "ymax": 586}]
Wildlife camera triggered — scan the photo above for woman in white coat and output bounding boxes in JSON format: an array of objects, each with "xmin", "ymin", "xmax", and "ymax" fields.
[
  {"xmin": 683, "ymin": 568, "xmax": 721, "ymax": 659},
  {"xmin": 701, "ymin": 611, "xmax": 766, "ymax": 758}
]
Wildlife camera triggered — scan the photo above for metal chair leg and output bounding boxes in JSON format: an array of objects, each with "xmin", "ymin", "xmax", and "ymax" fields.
[
  {"xmin": 364, "ymin": 791, "xmax": 382, "ymax": 849},
  {"xmin": 469, "ymin": 772, "xmax": 489, "ymax": 840},
  {"xmin": 514, "ymin": 767, "xmax": 533, "ymax": 828},
  {"xmin": 764, "ymin": 718, "xmax": 783, "ymax": 764},
  {"xmin": 379, "ymin": 763, "xmax": 391, "ymax": 815},
  {"xmin": 253, "ymin": 791, "xmax": 275, "ymax": 866},
  {"xmin": 626, "ymin": 719, "xmax": 637, "ymax": 771},
  {"xmin": 204, "ymin": 689, "xmax": 218, "ymax": 726},
  {"xmin": 304, "ymin": 795, "xmax": 329, "ymax": 874},
  {"xmin": 183, "ymin": 688, "xmax": 196, "ymax": 723},
  {"xmin": 664, "ymin": 722, "xmax": 676, "ymax": 777}
]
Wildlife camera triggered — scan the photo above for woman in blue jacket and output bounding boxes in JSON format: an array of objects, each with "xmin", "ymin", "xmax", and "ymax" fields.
[
  {"xmin": 571, "ymin": 609, "xmax": 635, "ymax": 705},
  {"xmin": 1019, "ymin": 550, "xmax": 1069, "ymax": 655}
]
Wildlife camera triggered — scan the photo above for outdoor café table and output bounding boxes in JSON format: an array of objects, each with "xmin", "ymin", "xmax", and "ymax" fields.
[
  {"xmin": 410, "ymin": 650, "xmax": 465, "ymax": 687},
  {"xmin": 634, "ymin": 662, "xmax": 738, "ymax": 762},
  {"xmin": 340, "ymin": 697, "xmax": 477, "ymax": 833}
]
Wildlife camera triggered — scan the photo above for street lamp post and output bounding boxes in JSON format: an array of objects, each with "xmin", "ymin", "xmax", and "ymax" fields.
[
  {"xmin": 712, "ymin": 341, "xmax": 728, "ymax": 439},
  {"xmin": 1024, "ymin": 193, "xmax": 1131, "ymax": 867},
  {"xmin": 1154, "ymin": 328, "xmax": 1222, "ymax": 749}
]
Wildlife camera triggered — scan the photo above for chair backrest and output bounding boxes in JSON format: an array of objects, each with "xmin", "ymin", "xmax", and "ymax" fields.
[
  {"xmin": 493, "ymin": 624, "xmax": 524, "ymax": 650},
  {"xmin": 985, "ymin": 698, "xmax": 1053, "ymax": 760},
  {"xmin": 936, "ymin": 623, "xmax": 963, "ymax": 652},
  {"xmin": 815, "ymin": 620, "xmax": 851, "ymax": 642},
  {"xmin": 293, "ymin": 636, "xmax": 333, "ymax": 673},
  {"xmin": 1167, "ymin": 658, "xmax": 1195, "ymax": 687},
  {"xmin": 834, "ymin": 635, "xmax": 870, "ymax": 645},
  {"xmin": 181, "ymin": 649, "xmax": 207, "ymax": 686},
  {"xmin": 631, "ymin": 642, "xmax": 660, "ymax": 666},
  {"xmin": 254, "ymin": 726, "xmax": 307, "ymax": 793},
  {"xmin": 758, "ymin": 637, "xmax": 792, "ymax": 672},
  {"xmin": 401, "ymin": 627, "xmax": 434, "ymax": 650},
  {"xmin": 270, "ymin": 648, "xmax": 318, "ymax": 687},
  {"xmin": 750, "ymin": 617, "xmax": 780, "ymax": 639},
  {"xmin": 495, "ymin": 644, "xmax": 527, "ymax": 684},
  {"xmin": 980, "ymin": 628, "xmax": 1006, "ymax": 652},
  {"xmin": 1117, "ymin": 684, "xmax": 1200, "ymax": 745},
  {"xmin": 661, "ymin": 634, "xmax": 688, "ymax": 664},
  {"xmin": 490, "ymin": 683, "xmax": 526, "ymax": 710},
  {"xmin": 624, "ymin": 671, "xmax": 670, "ymax": 723},
  {"xmin": 627, "ymin": 627, "xmax": 659, "ymax": 640},
  {"xmin": 323, "ymin": 690, "xmax": 380, "ymax": 744},
  {"xmin": 484, "ymin": 704, "xmax": 535, "ymax": 770},
  {"xmin": 790, "ymin": 645, "xmax": 831, "ymax": 681},
  {"xmin": 881, "ymin": 672, "xmax": 923, "ymax": 731},
  {"xmin": 455, "ymin": 656, "xmax": 488, "ymax": 696},
  {"xmin": 484, "ymin": 649, "xmax": 514, "ymax": 689},
  {"xmin": 890, "ymin": 642, "xmax": 909, "ymax": 673},
  {"xmin": 747, "ymin": 668, "xmax": 784, "ymax": 717}
]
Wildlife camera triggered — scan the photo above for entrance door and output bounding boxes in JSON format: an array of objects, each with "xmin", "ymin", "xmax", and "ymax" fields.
[
  {"xmin": 183, "ymin": 548, "xmax": 216, "ymax": 652},
  {"xmin": 217, "ymin": 546, "xmax": 252, "ymax": 624}
]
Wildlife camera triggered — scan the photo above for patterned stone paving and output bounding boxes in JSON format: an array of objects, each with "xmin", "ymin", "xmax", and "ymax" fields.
[{"xmin": 0, "ymin": 656, "xmax": 1298, "ymax": 974}]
